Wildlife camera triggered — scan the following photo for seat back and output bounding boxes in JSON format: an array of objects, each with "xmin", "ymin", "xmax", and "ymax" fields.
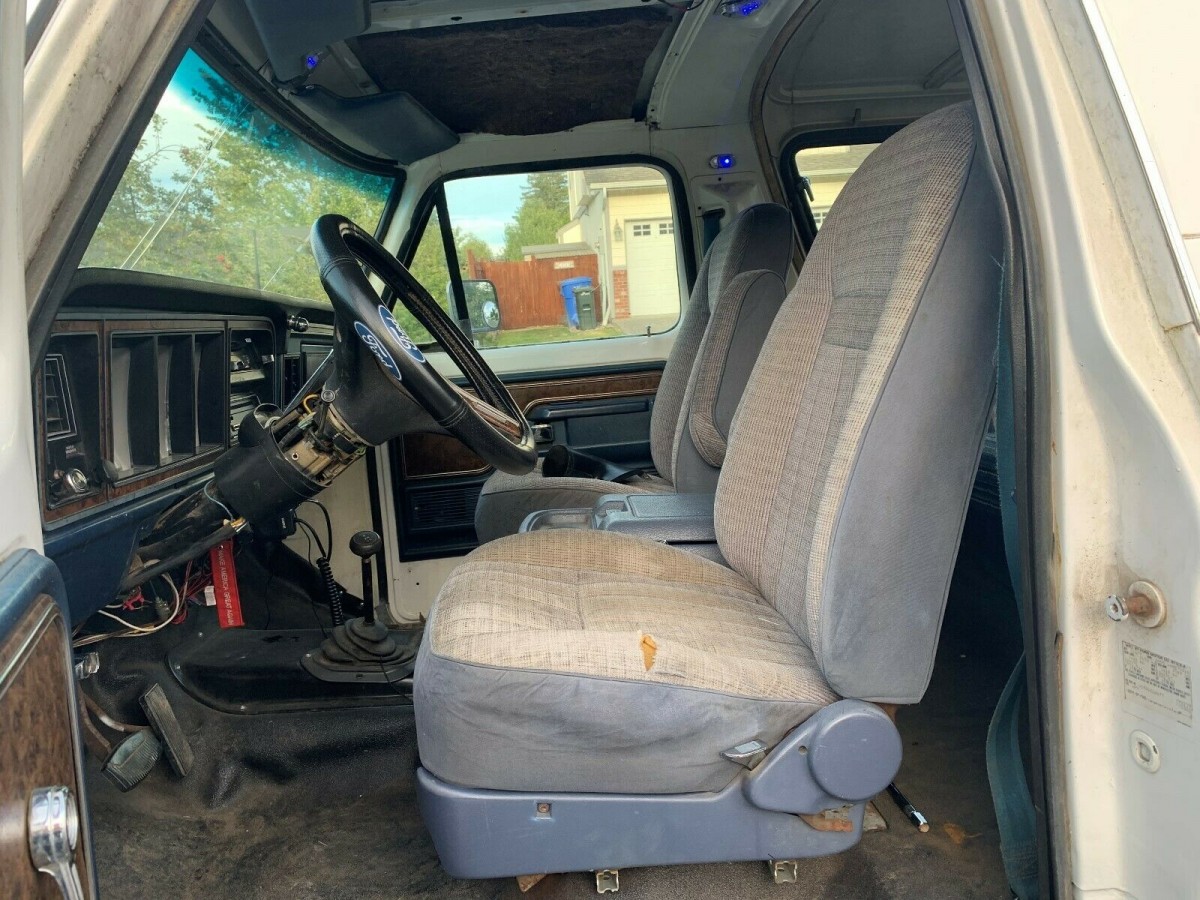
[
  {"xmin": 649, "ymin": 203, "xmax": 793, "ymax": 491},
  {"xmin": 715, "ymin": 103, "xmax": 1003, "ymax": 704}
]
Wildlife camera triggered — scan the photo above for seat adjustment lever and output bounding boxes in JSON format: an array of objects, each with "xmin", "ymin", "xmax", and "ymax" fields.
[{"xmin": 722, "ymin": 739, "xmax": 768, "ymax": 770}]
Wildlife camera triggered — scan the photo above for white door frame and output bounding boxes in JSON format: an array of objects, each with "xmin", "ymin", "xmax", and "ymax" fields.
[
  {"xmin": 1, "ymin": 0, "xmax": 41, "ymax": 557},
  {"xmin": 970, "ymin": 0, "xmax": 1200, "ymax": 894},
  {"xmin": 23, "ymin": 0, "xmax": 202, "ymax": 316}
]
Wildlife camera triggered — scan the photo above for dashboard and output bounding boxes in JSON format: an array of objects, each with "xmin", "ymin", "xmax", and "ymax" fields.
[
  {"xmin": 36, "ymin": 270, "xmax": 337, "ymax": 620},
  {"xmin": 39, "ymin": 316, "xmax": 276, "ymax": 522}
]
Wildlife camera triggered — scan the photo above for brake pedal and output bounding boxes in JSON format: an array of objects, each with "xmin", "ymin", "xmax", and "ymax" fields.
[
  {"xmin": 103, "ymin": 731, "xmax": 162, "ymax": 791},
  {"xmin": 139, "ymin": 683, "xmax": 193, "ymax": 777},
  {"xmin": 79, "ymin": 693, "xmax": 162, "ymax": 791}
]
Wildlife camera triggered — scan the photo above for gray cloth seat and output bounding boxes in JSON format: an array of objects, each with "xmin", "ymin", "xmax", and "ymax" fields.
[
  {"xmin": 417, "ymin": 102, "xmax": 1003, "ymax": 797},
  {"xmin": 473, "ymin": 202, "xmax": 794, "ymax": 542},
  {"xmin": 416, "ymin": 529, "xmax": 838, "ymax": 793}
]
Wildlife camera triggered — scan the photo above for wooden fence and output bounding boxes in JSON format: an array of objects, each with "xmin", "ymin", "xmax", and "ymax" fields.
[{"xmin": 465, "ymin": 251, "xmax": 600, "ymax": 330}]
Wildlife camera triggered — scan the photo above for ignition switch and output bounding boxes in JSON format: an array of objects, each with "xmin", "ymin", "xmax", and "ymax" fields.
[{"xmin": 49, "ymin": 467, "xmax": 90, "ymax": 499}]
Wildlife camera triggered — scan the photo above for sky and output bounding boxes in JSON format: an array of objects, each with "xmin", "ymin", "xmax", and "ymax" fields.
[
  {"xmin": 143, "ymin": 51, "xmax": 220, "ymax": 186},
  {"xmin": 445, "ymin": 174, "xmax": 527, "ymax": 252}
]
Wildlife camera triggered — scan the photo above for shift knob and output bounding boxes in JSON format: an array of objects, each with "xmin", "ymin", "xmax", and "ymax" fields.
[
  {"xmin": 349, "ymin": 530, "xmax": 382, "ymax": 627},
  {"xmin": 349, "ymin": 530, "xmax": 382, "ymax": 559}
]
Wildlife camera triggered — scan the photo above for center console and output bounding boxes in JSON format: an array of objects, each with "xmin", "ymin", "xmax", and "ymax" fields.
[{"xmin": 521, "ymin": 493, "xmax": 724, "ymax": 564}]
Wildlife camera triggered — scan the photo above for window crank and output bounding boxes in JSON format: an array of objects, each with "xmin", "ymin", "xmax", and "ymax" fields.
[{"xmin": 28, "ymin": 785, "xmax": 85, "ymax": 900}]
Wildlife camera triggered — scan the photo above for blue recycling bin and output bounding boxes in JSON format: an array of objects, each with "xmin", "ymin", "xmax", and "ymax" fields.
[{"xmin": 558, "ymin": 276, "xmax": 593, "ymax": 329}]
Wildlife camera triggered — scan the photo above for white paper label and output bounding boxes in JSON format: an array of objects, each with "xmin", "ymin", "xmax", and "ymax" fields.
[{"xmin": 1122, "ymin": 641, "xmax": 1193, "ymax": 726}]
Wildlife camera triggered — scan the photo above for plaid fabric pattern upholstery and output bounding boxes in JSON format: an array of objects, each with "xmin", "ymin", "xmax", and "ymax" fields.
[
  {"xmin": 419, "ymin": 104, "xmax": 997, "ymax": 793},
  {"xmin": 432, "ymin": 529, "xmax": 837, "ymax": 702},
  {"xmin": 716, "ymin": 103, "xmax": 977, "ymax": 664},
  {"xmin": 476, "ymin": 203, "xmax": 792, "ymax": 540}
]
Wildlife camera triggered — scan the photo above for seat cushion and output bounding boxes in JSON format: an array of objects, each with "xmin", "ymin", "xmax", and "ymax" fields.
[
  {"xmin": 473, "ymin": 459, "xmax": 672, "ymax": 543},
  {"xmin": 414, "ymin": 530, "xmax": 837, "ymax": 794}
]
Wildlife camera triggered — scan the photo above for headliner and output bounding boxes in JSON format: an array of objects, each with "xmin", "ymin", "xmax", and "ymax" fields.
[{"xmin": 348, "ymin": 7, "xmax": 675, "ymax": 136}]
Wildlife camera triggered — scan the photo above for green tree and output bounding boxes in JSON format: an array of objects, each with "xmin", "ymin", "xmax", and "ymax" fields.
[
  {"xmin": 163, "ymin": 69, "xmax": 389, "ymax": 300},
  {"xmin": 80, "ymin": 52, "xmax": 510, "ymax": 347},
  {"xmin": 457, "ymin": 232, "xmax": 493, "ymax": 273},
  {"xmin": 82, "ymin": 58, "xmax": 392, "ymax": 306},
  {"xmin": 403, "ymin": 211, "xmax": 496, "ymax": 342},
  {"xmin": 501, "ymin": 172, "xmax": 570, "ymax": 260},
  {"xmin": 82, "ymin": 115, "xmax": 175, "ymax": 270}
]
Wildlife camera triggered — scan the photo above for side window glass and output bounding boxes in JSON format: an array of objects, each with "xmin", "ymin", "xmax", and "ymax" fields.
[
  {"xmin": 425, "ymin": 166, "xmax": 682, "ymax": 349},
  {"xmin": 793, "ymin": 143, "xmax": 881, "ymax": 229},
  {"xmin": 404, "ymin": 209, "xmax": 455, "ymax": 345}
]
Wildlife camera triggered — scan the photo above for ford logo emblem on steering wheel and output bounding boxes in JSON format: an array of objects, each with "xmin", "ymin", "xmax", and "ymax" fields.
[
  {"xmin": 354, "ymin": 321, "xmax": 402, "ymax": 381},
  {"xmin": 378, "ymin": 305, "xmax": 426, "ymax": 363}
]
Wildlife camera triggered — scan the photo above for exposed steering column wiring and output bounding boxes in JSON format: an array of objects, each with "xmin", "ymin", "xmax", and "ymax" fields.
[
  {"xmin": 212, "ymin": 398, "xmax": 368, "ymax": 533},
  {"xmin": 118, "ymin": 212, "xmax": 535, "ymax": 598}
]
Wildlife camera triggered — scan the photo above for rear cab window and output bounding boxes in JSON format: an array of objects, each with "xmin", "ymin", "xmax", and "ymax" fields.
[
  {"xmin": 794, "ymin": 143, "xmax": 881, "ymax": 228},
  {"xmin": 408, "ymin": 165, "xmax": 684, "ymax": 349},
  {"xmin": 784, "ymin": 131, "xmax": 895, "ymax": 248}
]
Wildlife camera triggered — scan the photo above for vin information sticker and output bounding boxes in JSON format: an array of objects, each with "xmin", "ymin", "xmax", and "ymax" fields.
[{"xmin": 1122, "ymin": 641, "xmax": 1192, "ymax": 726}]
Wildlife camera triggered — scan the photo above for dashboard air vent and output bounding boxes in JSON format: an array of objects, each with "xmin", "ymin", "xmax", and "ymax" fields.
[{"xmin": 42, "ymin": 354, "xmax": 76, "ymax": 440}]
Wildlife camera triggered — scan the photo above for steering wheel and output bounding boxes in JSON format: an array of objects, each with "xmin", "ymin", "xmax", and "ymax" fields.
[{"xmin": 310, "ymin": 214, "xmax": 536, "ymax": 475}]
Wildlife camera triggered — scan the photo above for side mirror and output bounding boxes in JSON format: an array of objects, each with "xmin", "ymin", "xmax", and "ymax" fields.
[{"xmin": 461, "ymin": 280, "xmax": 501, "ymax": 333}]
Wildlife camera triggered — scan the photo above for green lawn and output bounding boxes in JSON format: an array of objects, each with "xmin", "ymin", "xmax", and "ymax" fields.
[{"xmin": 474, "ymin": 323, "xmax": 625, "ymax": 348}]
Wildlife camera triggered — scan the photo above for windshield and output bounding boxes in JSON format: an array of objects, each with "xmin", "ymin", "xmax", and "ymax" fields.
[{"xmin": 80, "ymin": 50, "xmax": 394, "ymax": 302}]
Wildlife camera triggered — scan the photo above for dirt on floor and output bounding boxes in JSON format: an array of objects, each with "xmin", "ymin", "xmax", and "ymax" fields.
[{"xmin": 88, "ymin": 625, "xmax": 1012, "ymax": 900}]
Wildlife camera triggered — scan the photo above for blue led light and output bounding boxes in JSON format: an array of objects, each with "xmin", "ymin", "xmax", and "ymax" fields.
[
  {"xmin": 305, "ymin": 54, "xmax": 320, "ymax": 70},
  {"xmin": 718, "ymin": 0, "xmax": 764, "ymax": 16}
]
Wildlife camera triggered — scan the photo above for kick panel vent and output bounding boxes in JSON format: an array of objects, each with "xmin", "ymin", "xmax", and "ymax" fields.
[{"xmin": 409, "ymin": 484, "xmax": 482, "ymax": 531}]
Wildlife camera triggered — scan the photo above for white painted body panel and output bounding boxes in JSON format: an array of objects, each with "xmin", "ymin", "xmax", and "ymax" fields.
[
  {"xmin": 1092, "ymin": 0, "xmax": 1200, "ymax": 322},
  {"xmin": 974, "ymin": 1, "xmax": 1200, "ymax": 895},
  {"xmin": 1, "ymin": 0, "xmax": 42, "ymax": 560}
]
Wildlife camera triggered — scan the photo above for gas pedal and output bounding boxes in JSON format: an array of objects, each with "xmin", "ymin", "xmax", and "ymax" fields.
[{"xmin": 139, "ymin": 683, "xmax": 194, "ymax": 777}]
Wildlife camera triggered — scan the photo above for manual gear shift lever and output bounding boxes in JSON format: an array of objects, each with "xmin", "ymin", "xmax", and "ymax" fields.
[
  {"xmin": 303, "ymin": 528, "xmax": 417, "ymax": 683},
  {"xmin": 349, "ymin": 530, "xmax": 382, "ymax": 626}
]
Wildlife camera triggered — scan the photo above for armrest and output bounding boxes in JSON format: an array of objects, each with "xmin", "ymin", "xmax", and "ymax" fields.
[
  {"xmin": 592, "ymin": 493, "xmax": 719, "ymax": 546},
  {"xmin": 520, "ymin": 494, "xmax": 725, "ymax": 565},
  {"xmin": 520, "ymin": 508, "xmax": 592, "ymax": 533}
]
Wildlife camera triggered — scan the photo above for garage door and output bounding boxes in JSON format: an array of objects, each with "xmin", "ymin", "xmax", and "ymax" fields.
[{"xmin": 625, "ymin": 219, "xmax": 680, "ymax": 318}]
